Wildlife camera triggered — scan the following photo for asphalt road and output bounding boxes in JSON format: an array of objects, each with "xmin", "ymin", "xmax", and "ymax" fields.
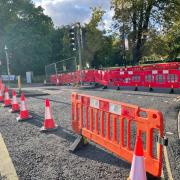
[{"xmin": 0, "ymin": 85, "xmax": 179, "ymax": 180}]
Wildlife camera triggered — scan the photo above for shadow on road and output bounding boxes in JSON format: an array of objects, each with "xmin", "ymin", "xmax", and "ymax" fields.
[{"xmin": 23, "ymin": 111, "xmax": 131, "ymax": 168}]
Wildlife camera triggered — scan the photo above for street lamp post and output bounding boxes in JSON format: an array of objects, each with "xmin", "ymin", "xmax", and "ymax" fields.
[{"xmin": 4, "ymin": 45, "xmax": 10, "ymax": 86}]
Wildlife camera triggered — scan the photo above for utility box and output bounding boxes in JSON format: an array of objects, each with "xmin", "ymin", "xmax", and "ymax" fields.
[{"xmin": 26, "ymin": 71, "xmax": 33, "ymax": 83}]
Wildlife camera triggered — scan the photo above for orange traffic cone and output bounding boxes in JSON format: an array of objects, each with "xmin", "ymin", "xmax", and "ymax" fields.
[
  {"xmin": 9, "ymin": 90, "xmax": 20, "ymax": 113},
  {"xmin": 0, "ymin": 79, "xmax": 2, "ymax": 88},
  {"xmin": 3, "ymin": 87, "xmax": 11, "ymax": 107},
  {"xmin": 40, "ymin": 99, "xmax": 57, "ymax": 132},
  {"xmin": 0, "ymin": 84, "xmax": 5, "ymax": 93},
  {"xmin": 16, "ymin": 93, "xmax": 32, "ymax": 121},
  {"xmin": 0, "ymin": 87, "xmax": 3, "ymax": 102},
  {"xmin": 128, "ymin": 136, "xmax": 147, "ymax": 180},
  {"xmin": 56, "ymin": 78, "xmax": 59, "ymax": 85}
]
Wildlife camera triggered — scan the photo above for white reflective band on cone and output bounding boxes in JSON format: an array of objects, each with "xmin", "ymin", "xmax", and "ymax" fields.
[
  {"xmin": 45, "ymin": 108, "xmax": 52, "ymax": 119},
  {"xmin": 109, "ymin": 103, "xmax": 121, "ymax": 115},
  {"xmin": 5, "ymin": 93, "xmax": 9, "ymax": 100},
  {"xmin": 21, "ymin": 101, "xmax": 26, "ymax": 111},
  {"xmin": 13, "ymin": 96, "xmax": 17, "ymax": 104},
  {"xmin": 130, "ymin": 156, "xmax": 147, "ymax": 180},
  {"xmin": 163, "ymin": 70, "xmax": 169, "ymax": 74},
  {"xmin": 152, "ymin": 70, "xmax": 158, "ymax": 74},
  {"xmin": 120, "ymin": 71, "xmax": 124, "ymax": 75},
  {"xmin": 90, "ymin": 98, "xmax": 99, "ymax": 109},
  {"xmin": 128, "ymin": 71, "xmax": 133, "ymax": 75}
]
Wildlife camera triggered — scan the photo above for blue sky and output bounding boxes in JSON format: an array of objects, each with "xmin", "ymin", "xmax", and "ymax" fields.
[{"xmin": 32, "ymin": 0, "xmax": 113, "ymax": 29}]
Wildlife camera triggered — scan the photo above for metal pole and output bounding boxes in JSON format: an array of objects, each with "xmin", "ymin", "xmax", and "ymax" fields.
[
  {"xmin": 122, "ymin": 0, "xmax": 126, "ymax": 68},
  {"xmin": 4, "ymin": 45, "xmax": 10, "ymax": 86},
  {"xmin": 45, "ymin": 65, "xmax": 47, "ymax": 83},
  {"xmin": 74, "ymin": 57, "xmax": 77, "ymax": 71},
  {"xmin": 54, "ymin": 63, "xmax": 58, "ymax": 85},
  {"xmin": 77, "ymin": 23, "xmax": 83, "ymax": 86}
]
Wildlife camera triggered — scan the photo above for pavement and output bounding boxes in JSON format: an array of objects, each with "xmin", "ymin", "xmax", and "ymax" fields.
[{"xmin": 0, "ymin": 85, "xmax": 180, "ymax": 180}]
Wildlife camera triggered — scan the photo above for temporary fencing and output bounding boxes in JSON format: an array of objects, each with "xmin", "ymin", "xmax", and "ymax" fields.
[
  {"xmin": 50, "ymin": 62, "xmax": 180, "ymax": 91},
  {"xmin": 109, "ymin": 70, "xmax": 144, "ymax": 88},
  {"xmin": 94, "ymin": 70, "xmax": 109, "ymax": 86},
  {"xmin": 45, "ymin": 57, "xmax": 77, "ymax": 84},
  {"xmin": 143, "ymin": 69, "xmax": 180, "ymax": 89},
  {"xmin": 71, "ymin": 92, "xmax": 163, "ymax": 177},
  {"xmin": 81, "ymin": 70, "xmax": 95, "ymax": 83}
]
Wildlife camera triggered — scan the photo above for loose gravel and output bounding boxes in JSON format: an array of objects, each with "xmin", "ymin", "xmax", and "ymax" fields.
[{"xmin": 0, "ymin": 86, "xmax": 180, "ymax": 180}]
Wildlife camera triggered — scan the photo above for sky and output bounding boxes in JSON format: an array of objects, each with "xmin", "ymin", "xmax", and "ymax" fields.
[{"xmin": 32, "ymin": 0, "xmax": 114, "ymax": 30}]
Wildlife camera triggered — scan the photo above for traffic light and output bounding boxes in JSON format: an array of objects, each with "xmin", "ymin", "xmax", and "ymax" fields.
[{"xmin": 69, "ymin": 26, "xmax": 77, "ymax": 51}]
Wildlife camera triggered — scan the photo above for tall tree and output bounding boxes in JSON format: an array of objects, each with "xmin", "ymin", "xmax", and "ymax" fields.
[
  {"xmin": 83, "ymin": 8, "xmax": 105, "ymax": 67},
  {"xmin": 0, "ymin": 0, "xmax": 54, "ymax": 75},
  {"xmin": 111, "ymin": 0, "xmax": 178, "ymax": 64}
]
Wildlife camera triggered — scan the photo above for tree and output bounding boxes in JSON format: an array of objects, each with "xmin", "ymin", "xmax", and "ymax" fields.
[
  {"xmin": 0, "ymin": 0, "xmax": 54, "ymax": 75},
  {"xmin": 111, "ymin": 0, "xmax": 179, "ymax": 64},
  {"xmin": 82, "ymin": 8, "xmax": 106, "ymax": 67}
]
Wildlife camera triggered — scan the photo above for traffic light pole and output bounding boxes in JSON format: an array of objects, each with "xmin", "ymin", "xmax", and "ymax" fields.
[
  {"xmin": 77, "ymin": 23, "xmax": 83, "ymax": 86},
  {"xmin": 4, "ymin": 45, "xmax": 10, "ymax": 87}
]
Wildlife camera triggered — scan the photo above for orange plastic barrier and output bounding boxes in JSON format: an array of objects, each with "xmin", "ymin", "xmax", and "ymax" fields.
[
  {"xmin": 94, "ymin": 70, "xmax": 110, "ymax": 86},
  {"xmin": 50, "ymin": 62, "xmax": 180, "ymax": 88},
  {"xmin": 143, "ymin": 69, "xmax": 180, "ymax": 88},
  {"xmin": 109, "ymin": 70, "xmax": 144, "ymax": 87},
  {"xmin": 71, "ymin": 92, "xmax": 163, "ymax": 177}
]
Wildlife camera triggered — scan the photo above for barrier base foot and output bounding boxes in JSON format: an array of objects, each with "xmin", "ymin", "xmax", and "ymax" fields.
[
  {"xmin": 69, "ymin": 135, "xmax": 88, "ymax": 152},
  {"xmin": 149, "ymin": 87, "xmax": 153, "ymax": 92},
  {"xmin": 94, "ymin": 83, "xmax": 99, "ymax": 87},
  {"xmin": 116, "ymin": 87, "xmax": 120, "ymax": 90},
  {"xmin": 103, "ymin": 86, "xmax": 107, "ymax": 89},
  {"xmin": 40, "ymin": 125, "xmax": 58, "ymax": 132},
  {"xmin": 169, "ymin": 88, "xmax": 174, "ymax": 94},
  {"xmin": 134, "ymin": 87, "xmax": 138, "ymax": 91}
]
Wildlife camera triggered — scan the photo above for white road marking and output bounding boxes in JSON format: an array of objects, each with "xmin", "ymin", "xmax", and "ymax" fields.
[
  {"xmin": 0, "ymin": 133, "xmax": 18, "ymax": 180},
  {"xmin": 163, "ymin": 146, "xmax": 174, "ymax": 180}
]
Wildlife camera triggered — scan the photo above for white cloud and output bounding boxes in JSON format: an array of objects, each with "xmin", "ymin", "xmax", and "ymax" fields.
[{"xmin": 32, "ymin": 0, "xmax": 113, "ymax": 29}]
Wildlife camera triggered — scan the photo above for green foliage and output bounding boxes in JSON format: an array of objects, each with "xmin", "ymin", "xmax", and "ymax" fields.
[
  {"xmin": 83, "ymin": 7, "xmax": 123, "ymax": 68},
  {"xmin": 0, "ymin": 0, "xmax": 53, "ymax": 75},
  {"xmin": 111, "ymin": 0, "xmax": 180, "ymax": 64},
  {"xmin": 0, "ymin": 0, "xmax": 179, "ymax": 77}
]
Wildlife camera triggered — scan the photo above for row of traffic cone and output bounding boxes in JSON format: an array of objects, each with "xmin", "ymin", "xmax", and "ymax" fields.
[{"xmin": 0, "ymin": 82, "xmax": 57, "ymax": 132}]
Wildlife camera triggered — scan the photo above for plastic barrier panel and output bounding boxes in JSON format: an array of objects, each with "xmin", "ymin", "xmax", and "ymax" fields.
[
  {"xmin": 50, "ymin": 75, "xmax": 57, "ymax": 84},
  {"xmin": 144, "ymin": 69, "xmax": 180, "ymax": 88},
  {"xmin": 50, "ymin": 63, "xmax": 180, "ymax": 87},
  {"xmin": 71, "ymin": 92, "xmax": 163, "ymax": 177},
  {"xmin": 109, "ymin": 70, "xmax": 144, "ymax": 87},
  {"xmin": 155, "ymin": 62, "xmax": 180, "ymax": 70},
  {"xmin": 81, "ymin": 70, "xmax": 95, "ymax": 83}
]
